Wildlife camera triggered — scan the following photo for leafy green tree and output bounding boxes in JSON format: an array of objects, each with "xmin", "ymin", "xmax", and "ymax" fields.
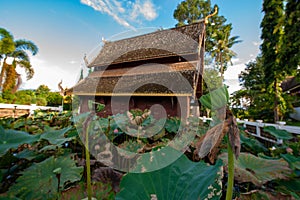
[
  {"xmin": 173, "ymin": 0, "xmax": 241, "ymax": 79},
  {"xmin": 173, "ymin": 0, "xmax": 213, "ymax": 26},
  {"xmin": 14, "ymin": 90, "xmax": 35, "ymax": 105},
  {"xmin": 260, "ymin": 0, "xmax": 285, "ymax": 122},
  {"xmin": 36, "ymin": 96, "xmax": 47, "ymax": 106},
  {"xmin": 0, "ymin": 28, "xmax": 15, "ymax": 62},
  {"xmin": 36, "ymin": 84, "xmax": 50, "ymax": 97},
  {"xmin": 46, "ymin": 92, "xmax": 63, "ymax": 106},
  {"xmin": 1, "ymin": 90, "xmax": 16, "ymax": 103},
  {"xmin": 230, "ymin": 89, "xmax": 250, "ymax": 119},
  {"xmin": 78, "ymin": 68, "xmax": 84, "ymax": 82},
  {"xmin": 234, "ymin": 57, "xmax": 273, "ymax": 120},
  {"xmin": 0, "ymin": 27, "xmax": 38, "ymax": 93},
  {"xmin": 233, "ymin": 56, "xmax": 293, "ymax": 121},
  {"xmin": 203, "ymin": 67, "xmax": 222, "ymax": 90},
  {"xmin": 280, "ymin": 0, "xmax": 300, "ymax": 76}
]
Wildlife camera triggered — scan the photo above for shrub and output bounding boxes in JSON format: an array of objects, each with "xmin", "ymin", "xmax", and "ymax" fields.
[{"xmin": 36, "ymin": 97, "xmax": 47, "ymax": 106}]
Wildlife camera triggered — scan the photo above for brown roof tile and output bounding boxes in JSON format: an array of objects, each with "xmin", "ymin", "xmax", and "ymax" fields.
[
  {"xmin": 89, "ymin": 61, "xmax": 197, "ymax": 78},
  {"xmin": 88, "ymin": 21, "xmax": 205, "ymax": 67},
  {"xmin": 72, "ymin": 63, "xmax": 196, "ymax": 96}
]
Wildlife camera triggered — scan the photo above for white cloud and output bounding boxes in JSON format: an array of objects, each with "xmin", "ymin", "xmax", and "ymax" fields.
[
  {"xmin": 231, "ymin": 58, "xmax": 240, "ymax": 65},
  {"xmin": 224, "ymin": 63, "xmax": 246, "ymax": 94},
  {"xmin": 224, "ymin": 63, "xmax": 245, "ymax": 80},
  {"xmin": 69, "ymin": 60, "xmax": 78, "ymax": 64},
  {"xmin": 17, "ymin": 56, "xmax": 79, "ymax": 91},
  {"xmin": 80, "ymin": 0, "xmax": 134, "ymax": 29},
  {"xmin": 252, "ymin": 41, "xmax": 261, "ymax": 46},
  {"xmin": 80, "ymin": 0, "xmax": 158, "ymax": 29},
  {"xmin": 131, "ymin": 0, "xmax": 158, "ymax": 21}
]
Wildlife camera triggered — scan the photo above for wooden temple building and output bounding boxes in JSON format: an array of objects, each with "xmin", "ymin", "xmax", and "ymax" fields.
[{"xmin": 71, "ymin": 21, "xmax": 206, "ymax": 119}]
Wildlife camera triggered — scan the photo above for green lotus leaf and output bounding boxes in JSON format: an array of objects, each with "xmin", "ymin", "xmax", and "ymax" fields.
[
  {"xmin": 200, "ymin": 85, "xmax": 229, "ymax": 110},
  {"xmin": 132, "ymin": 146, "xmax": 183, "ymax": 173},
  {"xmin": 0, "ymin": 126, "xmax": 39, "ymax": 157},
  {"xmin": 219, "ymin": 152, "xmax": 292, "ymax": 186},
  {"xmin": 12, "ymin": 119, "xmax": 26, "ymax": 129},
  {"xmin": 165, "ymin": 117, "xmax": 181, "ymax": 134},
  {"xmin": 263, "ymin": 126, "xmax": 293, "ymax": 140},
  {"xmin": 8, "ymin": 155, "xmax": 83, "ymax": 200},
  {"xmin": 0, "ymin": 196, "xmax": 22, "ymax": 200},
  {"xmin": 240, "ymin": 132, "xmax": 268, "ymax": 154},
  {"xmin": 15, "ymin": 149, "xmax": 40, "ymax": 161},
  {"xmin": 116, "ymin": 151, "xmax": 223, "ymax": 200},
  {"xmin": 275, "ymin": 179, "xmax": 300, "ymax": 199},
  {"xmin": 40, "ymin": 127, "xmax": 73, "ymax": 146},
  {"xmin": 280, "ymin": 153, "xmax": 300, "ymax": 170}
]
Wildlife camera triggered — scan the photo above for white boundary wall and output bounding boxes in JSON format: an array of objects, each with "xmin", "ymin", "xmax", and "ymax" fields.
[
  {"xmin": 0, "ymin": 103, "xmax": 63, "ymax": 115},
  {"xmin": 199, "ymin": 116, "xmax": 300, "ymax": 144}
]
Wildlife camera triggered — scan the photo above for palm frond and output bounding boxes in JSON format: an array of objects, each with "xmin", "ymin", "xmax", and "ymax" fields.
[
  {"xmin": 11, "ymin": 50, "xmax": 30, "ymax": 61},
  {"xmin": 16, "ymin": 60, "xmax": 34, "ymax": 80},
  {"xmin": 15, "ymin": 39, "xmax": 38, "ymax": 55},
  {"xmin": 0, "ymin": 28, "xmax": 15, "ymax": 55},
  {"xmin": 0, "ymin": 28, "xmax": 14, "ymax": 39}
]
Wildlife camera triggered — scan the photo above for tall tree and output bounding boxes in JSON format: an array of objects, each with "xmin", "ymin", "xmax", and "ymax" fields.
[
  {"xmin": 260, "ymin": 0, "xmax": 285, "ymax": 122},
  {"xmin": 236, "ymin": 57, "xmax": 274, "ymax": 120},
  {"xmin": 0, "ymin": 28, "xmax": 15, "ymax": 87},
  {"xmin": 0, "ymin": 27, "xmax": 38, "ymax": 93},
  {"xmin": 210, "ymin": 24, "xmax": 241, "ymax": 80},
  {"xmin": 36, "ymin": 84, "xmax": 51, "ymax": 97},
  {"xmin": 173, "ymin": 0, "xmax": 241, "ymax": 80},
  {"xmin": 280, "ymin": 0, "xmax": 300, "ymax": 75}
]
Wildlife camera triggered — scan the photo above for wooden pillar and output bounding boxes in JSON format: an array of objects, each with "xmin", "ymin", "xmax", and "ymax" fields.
[
  {"xmin": 177, "ymin": 96, "xmax": 190, "ymax": 123},
  {"xmin": 79, "ymin": 96, "xmax": 92, "ymax": 113}
]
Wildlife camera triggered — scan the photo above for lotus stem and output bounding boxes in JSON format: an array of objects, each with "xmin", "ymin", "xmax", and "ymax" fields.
[
  {"xmin": 85, "ymin": 124, "xmax": 92, "ymax": 200},
  {"xmin": 225, "ymin": 139, "xmax": 234, "ymax": 200}
]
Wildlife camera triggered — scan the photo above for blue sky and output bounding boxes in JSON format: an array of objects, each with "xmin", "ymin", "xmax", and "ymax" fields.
[{"xmin": 0, "ymin": 0, "xmax": 263, "ymax": 94}]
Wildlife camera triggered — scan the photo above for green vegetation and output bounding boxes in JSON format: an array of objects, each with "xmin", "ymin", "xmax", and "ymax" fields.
[
  {"xmin": 0, "ymin": 0, "xmax": 299, "ymax": 199},
  {"xmin": 0, "ymin": 27, "xmax": 38, "ymax": 94},
  {"xmin": 174, "ymin": 0, "xmax": 241, "ymax": 80},
  {"xmin": 0, "ymin": 84, "xmax": 73, "ymax": 110},
  {"xmin": 232, "ymin": 0, "xmax": 300, "ymax": 122},
  {"xmin": 0, "ymin": 103, "xmax": 299, "ymax": 199}
]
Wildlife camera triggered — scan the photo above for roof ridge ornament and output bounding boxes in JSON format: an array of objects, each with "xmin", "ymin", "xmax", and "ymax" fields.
[
  {"xmin": 205, "ymin": 6, "xmax": 218, "ymax": 24},
  {"xmin": 102, "ymin": 36, "xmax": 107, "ymax": 44}
]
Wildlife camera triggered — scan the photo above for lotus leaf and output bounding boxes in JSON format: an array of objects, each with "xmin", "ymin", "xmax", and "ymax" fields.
[
  {"xmin": 219, "ymin": 152, "xmax": 292, "ymax": 186},
  {"xmin": 275, "ymin": 179, "xmax": 300, "ymax": 199},
  {"xmin": 280, "ymin": 153, "xmax": 300, "ymax": 170},
  {"xmin": 116, "ymin": 151, "xmax": 223, "ymax": 200},
  {"xmin": 263, "ymin": 126, "xmax": 293, "ymax": 140},
  {"xmin": 132, "ymin": 146, "xmax": 183, "ymax": 173},
  {"xmin": 240, "ymin": 133, "xmax": 268, "ymax": 154},
  {"xmin": 0, "ymin": 126, "xmax": 39, "ymax": 157},
  {"xmin": 8, "ymin": 155, "xmax": 83, "ymax": 200},
  {"xmin": 0, "ymin": 197, "xmax": 22, "ymax": 200},
  {"xmin": 165, "ymin": 117, "xmax": 181, "ymax": 134},
  {"xmin": 15, "ymin": 149, "xmax": 39, "ymax": 161},
  {"xmin": 40, "ymin": 127, "xmax": 73, "ymax": 146},
  {"xmin": 200, "ymin": 85, "xmax": 229, "ymax": 110},
  {"xmin": 240, "ymin": 189, "xmax": 291, "ymax": 200}
]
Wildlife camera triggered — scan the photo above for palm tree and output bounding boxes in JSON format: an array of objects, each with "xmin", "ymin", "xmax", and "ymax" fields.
[
  {"xmin": 0, "ymin": 28, "xmax": 15, "ymax": 88},
  {"xmin": 210, "ymin": 25, "xmax": 241, "ymax": 80},
  {"xmin": 0, "ymin": 27, "xmax": 38, "ymax": 93}
]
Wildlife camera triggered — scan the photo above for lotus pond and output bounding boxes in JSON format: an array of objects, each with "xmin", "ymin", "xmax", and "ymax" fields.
[{"xmin": 0, "ymin": 109, "xmax": 299, "ymax": 200}]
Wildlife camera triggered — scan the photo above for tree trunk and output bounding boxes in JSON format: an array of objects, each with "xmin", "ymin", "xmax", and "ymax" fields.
[
  {"xmin": 12, "ymin": 73, "xmax": 22, "ymax": 93},
  {"xmin": 0, "ymin": 56, "xmax": 8, "ymax": 89},
  {"xmin": 220, "ymin": 54, "xmax": 224, "ymax": 81},
  {"xmin": 274, "ymin": 79, "xmax": 279, "ymax": 122},
  {"xmin": 3, "ymin": 64, "xmax": 17, "ymax": 92}
]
